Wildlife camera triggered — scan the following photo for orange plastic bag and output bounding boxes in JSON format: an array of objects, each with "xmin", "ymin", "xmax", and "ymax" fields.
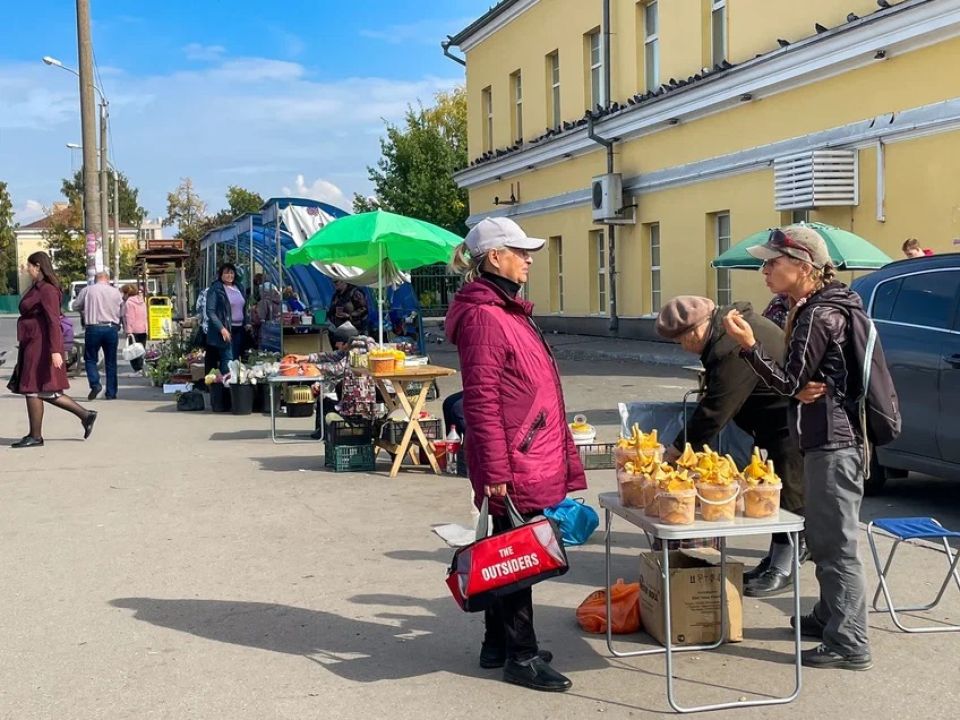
[{"xmin": 576, "ymin": 579, "xmax": 641, "ymax": 634}]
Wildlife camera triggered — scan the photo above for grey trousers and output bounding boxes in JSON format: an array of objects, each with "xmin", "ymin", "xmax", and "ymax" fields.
[{"xmin": 803, "ymin": 446, "xmax": 870, "ymax": 656}]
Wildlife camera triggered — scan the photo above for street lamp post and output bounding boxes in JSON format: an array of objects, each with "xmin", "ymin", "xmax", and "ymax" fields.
[{"xmin": 43, "ymin": 36, "xmax": 114, "ymax": 282}]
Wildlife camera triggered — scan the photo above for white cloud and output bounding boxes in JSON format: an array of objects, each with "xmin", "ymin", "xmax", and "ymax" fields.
[
  {"xmin": 0, "ymin": 53, "xmax": 461, "ymax": 220},
  {"xmin": 282, "ymin": 175, "xmax": 347, "ymax": 208},
  {"xmin": 360, "ymin": 17, "xmax": 476, "ymax": 46},
  {"xmin": 183, "ymin": 43, "xmax": 226, "ymax": 61},
  {"xmin": 15, "ymin": 200, "xmax": 45, "ymax": 224}
]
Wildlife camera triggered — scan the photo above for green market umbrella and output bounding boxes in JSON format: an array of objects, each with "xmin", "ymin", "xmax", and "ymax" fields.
[
  {"xmin": 285, "ymin": 210, "xmax": 463, "ymax": 344},
  {"xmin": 712, "ymin": 222, "xmax": 892, "ymax": 270}
]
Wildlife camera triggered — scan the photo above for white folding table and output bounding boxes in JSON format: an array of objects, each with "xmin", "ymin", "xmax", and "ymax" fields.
[{"xmin": 598, "ymin": 491, "xmax": 805, "ymax": 713}]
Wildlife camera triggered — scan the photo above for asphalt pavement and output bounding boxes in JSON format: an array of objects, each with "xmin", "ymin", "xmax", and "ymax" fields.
[{"xmin": 1, "ymin": 318, "xmax": 958, "ymax": 719}]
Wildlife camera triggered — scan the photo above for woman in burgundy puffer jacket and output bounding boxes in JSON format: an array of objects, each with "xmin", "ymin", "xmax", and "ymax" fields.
[{"xmin": 446, "ymin": 217, "xmax": 586, "ymax": 693}]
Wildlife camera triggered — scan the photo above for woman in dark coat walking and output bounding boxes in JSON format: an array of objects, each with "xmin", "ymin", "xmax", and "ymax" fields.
[
  {"xmin": 7, "ymin": 252, "xmax": 97, "ymax": 448},
  {"xmin": 446, "ymin": 217, "xmax": 586, "ymax": 693}
]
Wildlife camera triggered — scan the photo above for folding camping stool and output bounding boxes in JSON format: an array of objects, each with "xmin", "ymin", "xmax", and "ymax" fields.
[{"xmin": 867, "ymin": 517, "xmax": 960, "ymax": 633}]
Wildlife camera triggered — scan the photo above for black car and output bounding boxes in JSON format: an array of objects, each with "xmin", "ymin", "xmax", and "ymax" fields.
[{"xmin": 851, "ymin": 253, "xmax": 960, "ymax": 493}]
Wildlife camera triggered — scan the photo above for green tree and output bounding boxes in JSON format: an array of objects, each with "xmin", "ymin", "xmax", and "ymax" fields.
[
  {"xmin": 364, "ymin": 86, "xmax": 469, "ymax": 236},
  {"xmin": 164, "ymin": 178, "xmax": 209, "ymax": 284},
  {"xmin": 0, "ymin": 182, "xmax": 18, "ymax": 294},
  {"xmin": 61, "ymin": 170, "xmax": 147, "ymax": 229},
  {"xmin": 226, "ymin": 186, "xmax": 264, "ymax": 216},
  {"xmin": 41, "ymin": 204, "xmax": 86, "ymax": 287}
]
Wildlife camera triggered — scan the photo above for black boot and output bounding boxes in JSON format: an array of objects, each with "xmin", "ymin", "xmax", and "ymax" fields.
[
  {"xmin": 480, "ymin": 645, "xmax": 553, "ymax": 669},
  {"xmin": 744, "ymin": 567, "xmax": 794, "ymax": 597}
]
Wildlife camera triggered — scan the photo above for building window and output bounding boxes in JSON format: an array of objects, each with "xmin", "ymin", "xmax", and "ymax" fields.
[
  {"xmin": 587, "ymin": 29, "xmax": 604, "ymax": 109},
  {"xmin": 643, "ymin": 1, "xmax": 660, "ymax": 91},
  {"xmin": 711, "ymin": 0, "xmax": 727, "ymax": 67},
  {"xmin": 592, "ymin": 229, "xmax": 607, "ymax": 314},
  {"xmin": 550, "ymin": 236, "xmax": 564, "ymax": 312},
  {"xmin": 547, "ymin": 51, "xmax": 561, "ymax": 129},
  {"xmin": 510, "ymin": 70, "xmax": 523, "ymax": 142},
  {"xmin": 715, "ymin": 212, "xmax": 732, "ymax": 306},
  {"xmin": 649, "ymin": 223, "xmax": 661, "ymax": 313},
  {"xmin": 481, "ymin": 86, "xmax": 493, "ymax": 152}
]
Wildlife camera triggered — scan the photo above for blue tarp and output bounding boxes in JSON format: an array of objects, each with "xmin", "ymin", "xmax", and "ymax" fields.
[{"xmin": 199, "ymin": 198, "xmax": 422, "ymax": 340}]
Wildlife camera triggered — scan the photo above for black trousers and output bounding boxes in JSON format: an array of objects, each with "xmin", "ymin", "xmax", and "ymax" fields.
[{"xmin": 483, "ymin": 512, "xmax": 540, "ymax": 661}]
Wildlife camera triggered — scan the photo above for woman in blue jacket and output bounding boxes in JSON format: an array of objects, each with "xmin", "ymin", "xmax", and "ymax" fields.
[{"xmin": 205, "ymin": 263, "xmax": 248, "ymax": 374}]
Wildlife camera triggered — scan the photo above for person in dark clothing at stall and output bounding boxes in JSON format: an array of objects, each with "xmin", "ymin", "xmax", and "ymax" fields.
[
  {"xmin": 327, "ymin": 280, "xmax": 369, "ymax": 339},
  {"xmin": 656, "ymin": 295, "xmax": 808, "ymax": 597}
]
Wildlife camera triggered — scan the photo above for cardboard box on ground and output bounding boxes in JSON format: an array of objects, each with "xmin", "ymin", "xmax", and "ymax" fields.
[{"xmin": 638, "ymin": 549, "xmax": 743, "ymax": 646}]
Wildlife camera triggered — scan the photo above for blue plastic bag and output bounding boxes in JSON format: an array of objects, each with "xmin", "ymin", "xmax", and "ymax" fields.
[{"xmin": 544, "ymin": 498, "xmax": 599, "ymax": 546}]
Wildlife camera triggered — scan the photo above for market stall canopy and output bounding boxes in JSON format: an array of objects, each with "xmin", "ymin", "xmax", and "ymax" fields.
[
  {"xmin": 284, "ymin": 210, "xmax": 462, "ymax": 274},
  {"xmin": 712, "ymin": 222, "xmax": 892, "ymax": 270},
  {"xmin": 285, "ymin": 210, "xmax": 463, "ymax": 344}
]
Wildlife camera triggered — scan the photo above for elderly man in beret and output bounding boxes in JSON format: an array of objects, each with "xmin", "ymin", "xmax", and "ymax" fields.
[{"xmin": 656, "ymin": 296, "xmax": 807, "ymax": 597}]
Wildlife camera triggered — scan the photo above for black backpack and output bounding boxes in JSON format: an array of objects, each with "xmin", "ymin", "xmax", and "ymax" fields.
[
  {"xmin": 822, "ymin": 302, "xmax": 901, "ymax": 450},
  {"xmin": 176, "ymin": 390, "xmax": 206, "ymax": 412}
]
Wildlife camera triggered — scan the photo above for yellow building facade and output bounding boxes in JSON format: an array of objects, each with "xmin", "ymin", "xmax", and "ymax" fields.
[{"xmin": 449, "ymin": 0, "xmax": 960, "ymax": 336}]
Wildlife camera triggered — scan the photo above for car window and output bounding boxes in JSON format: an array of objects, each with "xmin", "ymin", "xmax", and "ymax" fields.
[
  {"xmin": 888, "ymin": 270, "xmax": 960, "ymax": 329},
  {"xmin": 871, "ymin": 279, "xmax": 901, "ymax": 321}
]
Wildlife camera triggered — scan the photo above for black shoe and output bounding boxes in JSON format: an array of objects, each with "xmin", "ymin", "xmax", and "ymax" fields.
[
  {"xmin": 503, "ymin": 656, "xmax": 571, "ymax": 692},
  {"xmin": 744, "ymin": 568, "xmax": 793, "ymax": 598},
  {"xmin": 11, "ymin": 436, "xmax": 44, "ymax": 449},
  {"xmin": 82, "ymin": 411, "xmax": 98, "ymax": 440},
  {"xmin": 743, "ymin": 556, "xmax": 771, "ymax": 583},
  {"xmin": 798, "ymin": 544, "xmax": 812, "ymax": 564},
  {"xmin": 87, "ymin": 386, "xmax": 102, "ymax": 401},
  {"xmin": 480, "ymin": 646, "xmax": 554, "ymax": 669},
  {"xmin": 790, "ymin": 612, "xmax": 826, "ymax": 639},
  {"xmin": 802, "ymin": 643, "xmax": 873, "ymax": 671}
]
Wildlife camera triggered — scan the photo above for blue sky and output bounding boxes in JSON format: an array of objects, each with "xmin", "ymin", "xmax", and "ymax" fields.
[{"xmin": 0, "ymin": 0, "xmax": 489, "ymax": 225}]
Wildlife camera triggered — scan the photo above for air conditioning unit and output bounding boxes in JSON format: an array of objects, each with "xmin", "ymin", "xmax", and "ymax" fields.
[
  {"xmin": 774, "ymin": 150, "xmax": 858, "ymax": 210},
  {"xmin": 591, "ymin": 173, "xmax": 633, "ymax": 224}
]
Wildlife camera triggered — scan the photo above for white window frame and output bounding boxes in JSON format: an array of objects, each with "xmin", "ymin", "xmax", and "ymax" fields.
[
  {"xmin": 549, "ymin": 52, "xmax": 561, "ymax": 129},
  {"xmin": 589, "ymin": 30, "xmax": 604, "ymax": 109},
  {"xmin": 512, "ymin": 70, "xmax": 523, "ymax": 141},
  {"xmin": 649, "ymin": 223, "xmax": 661, "ymax": 313},
  {"xmin": 482, "ymin": 86, "xmax": 493, "ymax": 152},
  {"xmin": 715, "ymin": 212, "xmax": 732, "ymax": 306},
  {"xmin": 644, "ymin": 1, "xmax": 660, "ymax": 91},
  {"xmin": 711, "ymin": 0, "xmax": 727, "ymax": 67},
  {"xmin": 595, "ymin": 229, "xmax": 607, "ymax": 314},
  {"xmin": 551, "ymin": 236, "xmax": 564, "ymax": 312}
]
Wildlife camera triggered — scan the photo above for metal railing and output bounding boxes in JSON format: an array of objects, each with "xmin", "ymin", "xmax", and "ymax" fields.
[{"xmin": 411, "ymin": 264, "xmax": 462, "ymax": 317}]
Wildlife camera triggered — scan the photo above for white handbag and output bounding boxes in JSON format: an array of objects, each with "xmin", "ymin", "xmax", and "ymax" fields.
[{"xmin": 121, "ymin": 334, "xmax": 146, "ymax": 361}]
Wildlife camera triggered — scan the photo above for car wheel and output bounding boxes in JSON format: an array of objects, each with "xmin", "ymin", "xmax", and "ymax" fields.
[{"xmin": 865, "ymin": 452, "xmax": 888, "ymax": 496}]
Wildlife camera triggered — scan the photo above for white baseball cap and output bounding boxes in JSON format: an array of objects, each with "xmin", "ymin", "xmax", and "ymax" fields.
[{"xmin": 464, "ymin": 217, "xmax": 545, "ymax": 255}]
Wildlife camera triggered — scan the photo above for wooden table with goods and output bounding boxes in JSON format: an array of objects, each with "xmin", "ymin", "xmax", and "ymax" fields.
[
  {"xmin": 598, "ymin": 491, "xmax": 805, "ymax": 713},
  {"xmin": 357, "ymin": 364, "xmax": 456, "ymax": 478}
]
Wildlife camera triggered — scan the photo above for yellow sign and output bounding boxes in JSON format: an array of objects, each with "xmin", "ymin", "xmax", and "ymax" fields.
[{"xmin": 148, "ymin": 296, "xmax": 173, "ymax": 340}]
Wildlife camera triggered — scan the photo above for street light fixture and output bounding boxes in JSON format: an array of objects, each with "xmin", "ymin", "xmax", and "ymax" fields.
[{"xmin": 42, "ymin": 53, "xmax": 117, "ymax": 278}]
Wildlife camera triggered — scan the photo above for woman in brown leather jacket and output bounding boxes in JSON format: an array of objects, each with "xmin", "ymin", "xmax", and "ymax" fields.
[{"xmin": 724, "ymin": 225, "xmax": 873, "ymax": 672}]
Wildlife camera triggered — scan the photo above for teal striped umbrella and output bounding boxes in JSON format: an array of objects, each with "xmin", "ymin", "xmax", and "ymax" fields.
[{"xmin": 712, "ymin": 222, "xmax": 891, "ymax": 270}]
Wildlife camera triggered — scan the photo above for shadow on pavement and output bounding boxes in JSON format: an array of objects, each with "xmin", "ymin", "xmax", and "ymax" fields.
[
  {"xmin": 250, "ymin": 455, "xmax": 326, "ymax": 473},
  {"xmin": 209, "ymin": 429, "xmax": 274, "ymax": 441}
]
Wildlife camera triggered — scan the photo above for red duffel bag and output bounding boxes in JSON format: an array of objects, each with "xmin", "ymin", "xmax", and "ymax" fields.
[{"xmin": 446, "ymin": 494, "xmax": 569, "ymax": 612}]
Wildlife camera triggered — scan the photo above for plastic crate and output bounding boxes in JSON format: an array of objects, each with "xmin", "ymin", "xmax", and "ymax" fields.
[
  {"xmin": 380, "ymin": 418, "xmax": 442, "ymax": 445},
  {"xmin": 577, "ymin": 442, "xmax": 616, "ymax": 470},
  {"xmin": 324, "ymin": 442, "xmax": 376, "ymax": 472},
  {"xmin": 404, "ymin": 380, "xmax": 439, "ymax": 402},
  {"xmin": 326, "ymin": 420, "xmax": 373, "ymax": 446}
]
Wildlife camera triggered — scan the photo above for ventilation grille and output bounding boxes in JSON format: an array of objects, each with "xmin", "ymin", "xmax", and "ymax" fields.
[{"xmin": 774, "ymin": 150, "xmax": 858, "ymax": 210}]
